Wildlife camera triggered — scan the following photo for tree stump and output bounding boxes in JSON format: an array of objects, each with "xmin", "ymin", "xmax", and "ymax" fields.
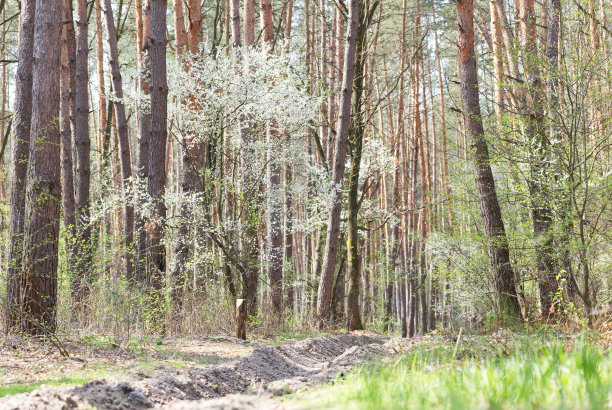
[{"xmin": 236, "ymin": 299, "xmax": 247, "ymax": 340}]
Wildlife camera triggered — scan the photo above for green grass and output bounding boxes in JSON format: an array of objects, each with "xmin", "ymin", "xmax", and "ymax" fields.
[
  {"xmin": 297, "ymin": 337, "xmax": 612, "ymax": 409},
  {"xmin": 0, "ymin": 377, "xmax": 90, "ymax": 398}
]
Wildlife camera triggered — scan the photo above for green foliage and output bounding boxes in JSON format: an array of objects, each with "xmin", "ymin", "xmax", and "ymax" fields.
[
  {"xmin": 248, "ymin": 312, "xmax": 264, "ymax": 328},
  {"xmin": 297, "ymin": 337, "xmax": 612, "ymax": 409},
  {"xmin": 0, "ymin": 377, "xmax": 91, "ymax": 398},
  {"xmin": 81, "ymin": 334, "xmax": 120, "ymax": 349}
]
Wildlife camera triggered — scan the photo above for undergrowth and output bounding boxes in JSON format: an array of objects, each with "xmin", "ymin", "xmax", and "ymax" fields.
[{"xmin": 297, "ymin": 334, "xmax": 612, "ymax": 409}]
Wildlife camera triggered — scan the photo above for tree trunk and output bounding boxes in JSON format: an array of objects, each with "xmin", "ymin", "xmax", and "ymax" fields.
[
  {"xmin": 170, "ymin": 0, "xmax": 194, "ymax": 326},
  {"xmin": 490, "ymin": 0, "xmax": 505, "ymax": 120},
  {"xmin": 284, "ymin": 165, "xmax": 294, "ymax": 310},
  {"xmin": 230, "ymin": 0, "xmax": 241, "ymax": 47},
  {"xmin": 103, "ymin": 0, "xmax": 135, "ymax": 284},
  {"xmin": 95, "ymin": 0, "xmax": 107, "ymax": 183},
  {"xmin": 519, "ymin": 0, "xmax": 558, "ymax": 316},
  {"xmin": 456, "ymin": 0, "xmax": 521, "ymax": 323},
  {"xmin": 186, "ymin": 0, "xmax": 202, "ymax": 53},
  {"xmin": 135, "ymin": 0, "xmax": 152, "ymax": 283},
  {"xmin": 148, "ymin": 0, "xmax": 169, "ymax": 324},
  {"xmin": 5, "ymin": 0, "xmax": 36, "ymax": 330},
  {"xmin": 240, "ymin": 0, "xmax": 259, "ymax": 318},
  {"xmin": 346, "ymin": 0, "xmax": 370, "ymax": 331},
  {"xmin": 173, "ymin": 0, "xmax": 188, "ymax": 54},
  {"xmin": 71, "ymin": 0, "xmax": 92, "ymax": 316},
  {"xmin": 20, "ymin": 0, "xmax": 63, "ymax": 334},
  {"xmin": 60, "ymin": 0, "xmax": 77, "ymax": 296},
  {"xmin": 316, "ymin": 0, "xmax": 359, "ymax": 327},
  {"xmin": 259, "ymin": 0, "xmax": 283, "ymax": 316},
  {"xmin": 244, "ymin": 0, "xmax": 255, "ymax": 47}
]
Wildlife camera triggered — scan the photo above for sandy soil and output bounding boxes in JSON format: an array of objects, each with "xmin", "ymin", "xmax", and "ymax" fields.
[{"xmin": 0, "ymin": 333, "xmax": 411, "ymax": 409}]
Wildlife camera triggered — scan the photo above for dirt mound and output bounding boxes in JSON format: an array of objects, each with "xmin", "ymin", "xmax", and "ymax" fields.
[{"xmin": 0, "ymin": 334, "xmax": 388, "ymax": 409}]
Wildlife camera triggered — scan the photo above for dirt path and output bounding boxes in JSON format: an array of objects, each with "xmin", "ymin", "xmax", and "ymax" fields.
[{"xmin": 0, "ymin": 334, "xmax": 406, "ymax": 409}]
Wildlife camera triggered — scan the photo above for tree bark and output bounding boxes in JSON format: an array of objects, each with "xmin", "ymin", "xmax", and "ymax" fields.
[
  {"xmin": 95, "ymin": 0, "xmax": 107, "ymax": 172},
  {"xmin": 490, "ymin": 0, "xmax": 505, "ymax": 120},
  {"xmin": 240, "ymin": 0, "xmax": 259, "ymax": 318},
  {"xmin": 230, "ymin": 0, "xmax": 241, "ymax": 47},
  {"xmin": 20, "ymin": 0, "xmax": 63, "ymax": 334},
  {"xmin": 170, "ymin": 0, "xmax": 195, "ymax": 325},
  {"xmin": 135, "ymin": 0, "xmax": 152, "ymax": 282},
  {"xmin": 346, "ymin": 0, "xmax": 370, "ymax": 331},
  {"xmin": 519, "ymin": 0, "xmax": 558, "ymax": 316},
  {"xmin": 186, "ymin": 0, "xmax": 202, "ymax": 53},
  {"xmin": 103, "ymin": 0, "xmax": 135, "ymax": 283},
  {"xmin": 6, "ymin": 0, "xmax": 36, "ymax": 330},
  {"xmin": 173, "ymin": 0, "xmax": 188, "ymax": 54},
  {"xmin": 244, "ymin": 0, "xmax": 255, "ymax": 47},
  {"xmin": 316, "ymin": 0, "xmax": 359, "ymax": 327},
  {"xmin": 72, "ymin": 0, "xmax": 92, "ymax": 315},
  {"xmin": 284, "ymin": 164, "xmax": 294, "ymax": 310},
  {"xmin": 456, "ymin": 0, "xmax": 522, "ymax": 323},
  {"xmin": 259, "ymin": 0, "xmax": 284, "ymax": 316},
  {"xmin": 60, "ymin": 0, "xmax": 77, "ymax": 296},
  {"xmin": 148, "ymin": 0, "xmax": 168, "ymax": 323}
]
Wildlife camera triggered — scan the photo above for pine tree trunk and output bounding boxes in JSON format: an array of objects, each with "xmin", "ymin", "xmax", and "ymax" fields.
[
  {"xmin": 135, "ymin": 0, "xmax": 152, "ymax": 282},
  {"xmin": 457, "ymin": 0, "xmax": 522, "ymax": 323},
  {"xmin": 259, "ymin": 0, "xmax": 284, "ymax": 316},
  {"xmin": 169, "ymin": 0, "xmax": 193, "ymax": 326},
  {"xmin": 244, "ymin": 0, "xmax": 255, "ymax": 47},
  {"xmin": 148, "ymin": 0, "xmax": 168, "ymax": 326},
  {"xmin": 173, "ymin": 0, "xmax": 188, "ymax": 54},
  {"xmin": 240, "ymin": 0, "xmax": 259, "ymax": 319},
  {"xmin": 284, "ymin": 165, "xmax": 294, "ymax": 310},
  {"xmin": 6, "ymin": 0, "xmax": 36, "ymax": 330},
  {"xmin": 103, "ymin": 0, "xmax": 135, "ymax": 284},
  {"xmin": 20, "ymin": 0, "xmax": 63, "ymax": 334},
  {"xmin": 72, "ymin": 0, "xmax": 92, "ymax": 316},
  {"xmin": 230, "ymin": 0, "xmax": 241, "ymax": 47},
  {"xmin": 60, "ymin": 0, "xmax": 77, "ymax": 292},
  {"xmin": 186, "ymin": 0, "xmax": 202, "ymax": 53},
  {"xmin": 490, "ymin": 0, "xmax": 505, "ymax": 120}
]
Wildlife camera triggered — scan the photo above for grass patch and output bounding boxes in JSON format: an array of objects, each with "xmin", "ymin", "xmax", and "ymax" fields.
[
  {"xmin": 297, "ymin": 336, "xmax": 612, "ymax": 409},
  {"xmin": 0, "ymin": 377, "xmax": 90, "ymax": 398}
]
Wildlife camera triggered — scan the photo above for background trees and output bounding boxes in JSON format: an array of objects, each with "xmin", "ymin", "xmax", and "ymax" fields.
[{"xmin": 0, "ymin": 0, "xmax": 609, "ymax": 336}]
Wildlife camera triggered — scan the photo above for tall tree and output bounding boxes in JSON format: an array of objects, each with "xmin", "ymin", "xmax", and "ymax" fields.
[
  {"xmin": 239, "ymin": 0, "xmax": 260, "ymax": 318},
  {"xmin": 347, "ymin": 0, "xmax": 375, "ymax": 331},
  {"xmin": 456, "ymin": 0, "xmax": 522, "ymax": 322},
  {"xmin": 103, "ymin": 0, "xmax": 135, "ymax": 282},
  {"xmin": 72, "ymin": 0, "xmax": 92, "ymax": 314},
  {"xmin": 518, "ymin": 0, "xmax": 558, "ymax": 316},
  {"xmin": 170, "ymin": 0, "xmax": 201, "ymax": 319},
  {"xmin": 60, "ymin": 0, "xmax": 77, "ymax": 293},
  {"xmin": 19, "ymin": 0, "xmax": 63, "ymax": 334},
  {"xmin": 148, "ymin": 0, "xmax": 169, "ymax": 317},
  {"xmin": 317, "ymin": 0, "xmax": 359, "ymax": 327},
  {"xmin": 5, "ymin": 0, "xmax": 36, "ymax": 329},
  {"xmin": 135, "ymin": 0, "xmax": 152, "ymax": 282},
  {"xmin": 259, "ymin": 0, "xmax": 284, "ymax": 316}
]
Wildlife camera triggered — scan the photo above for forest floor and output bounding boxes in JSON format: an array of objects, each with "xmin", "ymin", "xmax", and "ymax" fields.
[
  {"xmin": 1, "ymin": 325, "xmax": 610, "ymax": 409},
  {"xmin": 0, "ymin": 331, "xmax": 414, "ymax": 409}
]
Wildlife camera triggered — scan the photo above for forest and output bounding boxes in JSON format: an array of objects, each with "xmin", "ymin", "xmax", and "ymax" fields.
[{"xmin": 0, "ymin": 0, "xmax": 610, "ymax": 408}]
